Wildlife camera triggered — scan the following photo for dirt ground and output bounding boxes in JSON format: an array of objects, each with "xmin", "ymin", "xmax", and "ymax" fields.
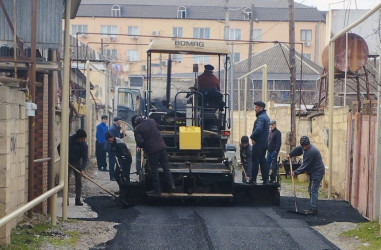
[{"xmin": 30, "ymin": 136, "xmax": 366, "ymax": 249}]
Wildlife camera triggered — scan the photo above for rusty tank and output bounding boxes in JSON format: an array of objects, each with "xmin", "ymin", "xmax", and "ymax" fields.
[{"xmin": 322, "ymin": 33, "xmax": 369, "ymax": 73}]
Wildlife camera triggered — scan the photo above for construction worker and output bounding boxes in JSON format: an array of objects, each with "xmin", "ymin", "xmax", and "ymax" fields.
[
  {"xmin": 267, "ymin": 120, "xmax": 282, "ymax": 183},
  {"xmin": 96, "ymin": 114, "xmax": 108, "ymax": 171},
  {"xmin": 106, "ymin": 116, "xmax": 125, "ymax": 181},
  {"xmin": 131, "ymin": 114, "xmax": 175, "ymax": 195},
  {"xmin": 288, "ymin": 136, "xmax": 325, "ymax": 215},
  {"xmin": 240, "ymin": 136, "xmax": 252, "ymax": 183},
  {"xmin": 57, "ymin": 129, "xmax": 88, "ymax": 206},
  {"xmin": 250, "ymin": 101, "xmax": 270, "ymax": 184},
  {"xmin": 197, "ymin": 64, "xmax": 220, "ymax": 91},
  {"xmin": 105, "ymin": 131, "xmax": 133, "ymax": 208}
]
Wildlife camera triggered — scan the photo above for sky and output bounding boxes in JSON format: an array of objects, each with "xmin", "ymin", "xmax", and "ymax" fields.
[{"xmin": 295, "ymin": 0, "xmax": 380, "ymax": 11}]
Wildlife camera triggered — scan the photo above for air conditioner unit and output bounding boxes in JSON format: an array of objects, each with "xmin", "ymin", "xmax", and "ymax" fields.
[
  {"xmin": 110, "ymin": 36, "xmax": 116, "ymax": 41},
  {"xmin": 152, "ymin": 30, "xmax": 160, "ymax": 36},
  {"xmin": 303, "ymin": 41, "xmax": 311, "ymax": 47},
  {"xmin": 141, "ymin": 64, "xmax": 147, "ymax": 70}
]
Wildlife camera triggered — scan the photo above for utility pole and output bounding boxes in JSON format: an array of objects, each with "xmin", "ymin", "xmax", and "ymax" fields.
[
  {"xmin": 288, "ymin": 0, "xmax": 297, "ymax": 150},
  {"xmin": 225, "ymin": 0, "xmax": 234, "ymax": 143},
  {"xmin": 224, "ymin": 0, "xmax": 230, "ymax": 40},
  {"xmin": 248, "ymin": 4, "xmax": 254, "ymax": 73}
]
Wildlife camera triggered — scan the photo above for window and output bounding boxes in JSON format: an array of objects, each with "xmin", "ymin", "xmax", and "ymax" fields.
[
  {"xmin": 233, "ymin": 52, "xmax": 240, "ymax": 63},
  {"xmin": 253, "ymin": 29, "xmax": 262, "ymax": 41},
  {"xmin": 301, "ymin": 30, "xmax": 312, "ymax": 41},
  {"xmin": 127, "ymin": 50, "xmax": 138, "ymax": 62},
  {"xmin": 173, "ymin": 27, "xmax": 183, "ymax": 38},
  {"xmin": 128, "ymin": 26, "xmax": 139, "ymax": 36},
  {"xmin": 243, "ymin": 7, "xmax": 252, "ymax": 20},
  {"xmin": 193, "ymin": 55, "xmax": 210, "ymax": 64},
  {"xmin": 72, "ymin": 25, "xmax": 88, "ymax": 36},
  {"xmin": 171, "ymin": 54, "xmax": 183, "ymax": 62},
  {"xmin": 302, "ymin": 53, "xmax": 311, "ymax": 60},
  {"xmin": 193, "ymin": 28, "xmax": 210, "ymax": 39},
  {"xmin": 102, "ymin": 49, "xmax": 118, "ymax": 60},
  {"xmin": 229, "ymin": 28, "xmax": 241, "ymax": 40},
  {"xmin": 101, "ymin": 25, "xmax": 118, "ymax": 38},
  {"xmin": 129, "ymin": 76, "xmax": 144, "ymax": 87},
  {"xmin": 177, "ymin": 6, "xmax": 186, "ymax": 19},
  {"xmin": 111, "ymin": 5, "xmax": 121, "ymax": 17}
]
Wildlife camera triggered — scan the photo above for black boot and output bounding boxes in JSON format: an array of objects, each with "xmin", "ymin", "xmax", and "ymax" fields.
[
  {"xmin": 303, "ymin": 208, "xmax": 318, "ymax": 215},
  {"xmin": 75, "ymin": 198, "xmax": 83, "ymax": 206}
]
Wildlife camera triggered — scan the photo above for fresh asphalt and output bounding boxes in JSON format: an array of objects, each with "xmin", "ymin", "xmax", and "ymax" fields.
[{"xmin": 82, "ymin": 194, "xmax": 368, "ymax": 250}]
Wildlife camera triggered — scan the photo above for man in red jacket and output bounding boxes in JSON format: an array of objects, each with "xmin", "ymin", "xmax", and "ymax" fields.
[
  {"xmin": 197, "ymin": 64, "xmax": 220, "ymax": 91},
  {"xmin": 131, "ymin": 115, "xmax": 175, "ymax": 195}
]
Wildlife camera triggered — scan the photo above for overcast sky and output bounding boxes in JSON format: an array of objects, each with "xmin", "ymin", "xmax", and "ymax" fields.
[{"xmin": 295, "ymin": 0, "xmax": 380, "ymax": 11}]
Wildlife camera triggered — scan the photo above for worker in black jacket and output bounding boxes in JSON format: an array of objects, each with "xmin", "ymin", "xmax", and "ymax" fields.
[
  {"xmin": 105, "ymin": 116, "xmax": 125, "ymax": 181},
  {"xmin": 57, "ymin": 129, "xmax": 88, "ymax": 206},
  {"xmin": 105, "ymin": 131, "xmax": 133, "ymax": 208},
  {"xmin": 267, "ymin": 120, "xmax": 282, "ymax": 183},
  {"xmin": 131, "ymin": 115, "xmax": 175, "ymax": 195},
  {"xmin": 288, "ymin": 136, "xmax": 325, "ymax": 215}
]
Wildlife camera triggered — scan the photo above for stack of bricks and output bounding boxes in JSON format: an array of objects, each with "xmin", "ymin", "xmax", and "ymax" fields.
[{"xmin": 0, "ymin": 85, "xmax": 27, "ymax": 245}]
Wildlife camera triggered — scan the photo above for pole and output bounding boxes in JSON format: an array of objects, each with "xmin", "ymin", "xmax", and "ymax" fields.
[
  {"xmin": 85, "ymin": 60, "xmax": 91, "ymax": 155},
  {"xmin": 224, "ymin": 0, "xmax": 229, "ymax": 41},
  {"xmin": 230, "ymin": 44, "xmax": 234, "ymax": 144},
  {"xmin": 105, "ymin": 70, "xmax": 110, "ymax": 118},
  {"xmin": 288, "ymin": 0, "xmax": 297, "ymax": 150},
  {"xmin": 262, "ymin": 65, "xmax": 268, "ymax": 103},
  {"xmin": 48, "ymin": 50, "xmax": 57, "ymax": 225},
  {"xmin": 328, "ymin": 41, "xmax": 335, "ymax": 199},
  {"xmin": 375, "ymin": 42, "xmax": 381, "ymax": 223},
  {"xmin": 344, "ymin": 32, "xmax": 348, "ymax": 106},
  {"xmin": 61, "ymin": 0, "xmax": 72, "ymax": 220},
  {"xmin": 248, "ymin": 4, "xmax": 254, "ymax": 72},
  {"xmin": 244, "ymin": 77, "xmax": 248, "ymax": 136}
]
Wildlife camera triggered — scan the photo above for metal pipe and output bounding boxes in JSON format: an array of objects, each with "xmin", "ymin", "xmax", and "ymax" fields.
[
  {"xmin": 328, "ymin": 41, "xmax": 335, "ymax": 199},
  {"xmin": 262, "ymin": 64, "xmax": 268, "ymax": 103},
  {"xmin": 13, "ymin": 0, "xmax": 17, "ymax": 78},
  {"xmin": 61, "ymin": 0, "xmax": 72, "ymax": 220},
  {"xmin": 238, "ymin": 78, "xmax": 241, "ymax": 141},
  {"xmin": 34, "ymin": 157, "xmax": 51, "ymax": 163},
  {"xmin": 244, "ymin": 77, "xmax": 248, "ymax": 135},
  {"xmin": 344, "ymin": 32, "xmax": 348, "ymax": 106},
  {"xmin": 48, "ymin": 49, "xmax": 57, "ymax": 225},
  {"xmin": 85, "ymin": 60, "xmax": 91, "ymax": 155},
  {"xmin": 27, "ymin": 0, "xmax": 37, "ymax": 217}
]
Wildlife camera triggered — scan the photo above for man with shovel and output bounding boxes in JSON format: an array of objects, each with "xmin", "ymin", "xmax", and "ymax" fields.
[
  {"xmin": 288, "ymin": 136, "xmax": 325, "ymax": 215},
  {"xmin": 105, "ymin": 131, "xmax": 133, "ymax": 208}
]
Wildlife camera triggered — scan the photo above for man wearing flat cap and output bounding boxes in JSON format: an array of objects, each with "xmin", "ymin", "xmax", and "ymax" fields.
[
  {"xmin": 197, "ymin": 64, "xmax": 220, "ymax": 91},
  {"xmin": 250, "ymin": 101, "xmax": 270, "ymax": 184}
]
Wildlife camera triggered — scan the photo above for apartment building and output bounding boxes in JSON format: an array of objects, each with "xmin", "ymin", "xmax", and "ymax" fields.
[{"xmin": 72, "ymin": 0, "xmax": 326, "ymax": 84}]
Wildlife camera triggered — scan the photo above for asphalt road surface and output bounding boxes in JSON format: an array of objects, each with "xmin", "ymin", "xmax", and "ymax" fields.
[{"xmin": 84, "ymin": 196, "xmax": 350, "ymax": 250}]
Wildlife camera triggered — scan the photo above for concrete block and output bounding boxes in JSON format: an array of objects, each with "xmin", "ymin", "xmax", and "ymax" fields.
[
  {"xmin": 17, "ymin": 190, "xmax": 25, "ymax": 205},
  {"xmin": 0, "ymin": 121, "xmax": 9, "ymax": 137},
  {"xmin": 0, "ymin": 104, "xmax": 11, "ymax": 120},
  {"xmin": 17, "ymin": 176, "xmax": 24, "ymax": 192},
  {"xmin": 19, "ymin": 105, "xmax": 25, "ymax": 119},
  {"xmin": 0, "ymin": 86, "xmax": 10, "ymax": 103},
  {"xmin": 17, "ymin": 134, "xmax": 25, "ymax": 149},
  {"xmin": 0, "ymin": 167, "xmax": 9, "ymax": 188},
  {"xmin": 10, "ymin": 104, "xmax": 20, "ymax": 120},
  {"xmin": 0, "ymin": 136, "xmax": 10, "ymax": 154},
  {"xmin": 10, "ymin": 163, "xmax": 16, "ymax": 179},
  {"xmin": 0, "ymin": 202, "xmax": 6, "ymax": 217},
  {"xmin": 16, "ymin": 91, "xmax": 26, "ymax": 105},
  {"xmin": 0, "ymin": 187, "xmax": 10, "ymax": 203}
]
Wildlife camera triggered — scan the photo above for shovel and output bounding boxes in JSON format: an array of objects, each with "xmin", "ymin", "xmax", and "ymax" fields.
[{"xmin": 287, "ymin": 158, "xmax": 304, "ymax": 214}]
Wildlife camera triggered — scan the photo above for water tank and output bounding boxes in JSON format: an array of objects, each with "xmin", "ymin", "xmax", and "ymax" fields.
[{"xmin": 322, "ymin": 33, "xmax": 368, "ymax": 73}]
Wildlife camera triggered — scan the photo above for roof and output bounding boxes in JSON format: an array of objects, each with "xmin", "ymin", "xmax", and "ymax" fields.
[
  {"xmin": 233, "ymin": 43, "xmax": 323, "ymax": 80},
  {"xmin": 77, "ymin": 1, "xmax": 325, "ymax": 22},
  {"xmin": 147, "ymin": 39, "xmax": 230, "ymax": 55}
]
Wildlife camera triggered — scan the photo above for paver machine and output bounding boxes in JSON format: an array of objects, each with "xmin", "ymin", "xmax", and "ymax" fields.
[{"xmin": 135, "ymin": 38, "xmax": 279, "ymax": 205}]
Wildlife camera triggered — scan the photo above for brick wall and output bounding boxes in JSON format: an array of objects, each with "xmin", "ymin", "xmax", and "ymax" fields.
[{"xmin": 0, "ymin": 85, "xmax": 27, "ymax": 245}]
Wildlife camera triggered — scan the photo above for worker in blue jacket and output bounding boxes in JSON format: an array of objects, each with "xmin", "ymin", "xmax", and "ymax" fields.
[{"xmin": 96, "ymin": 115, "xmax": 108, "ymax": 171}]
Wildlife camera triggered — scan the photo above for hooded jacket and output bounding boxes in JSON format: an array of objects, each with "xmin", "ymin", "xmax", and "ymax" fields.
[{"xmin": 133, "ymin": 118, "xmax": 167, "ymax": 155}]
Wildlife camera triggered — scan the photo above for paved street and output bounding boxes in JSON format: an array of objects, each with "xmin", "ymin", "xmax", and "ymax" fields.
[{"xmin": 85, "ymin": 196, "xmax": 338, "ymax": 250}]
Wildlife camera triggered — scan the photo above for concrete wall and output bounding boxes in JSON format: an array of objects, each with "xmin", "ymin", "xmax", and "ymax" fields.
[
  {"xmin": 232, "ymin": 102, "xmax": 349, "ymax": 197},
  {"xmin": 0, "ymin": 85, "xmax": 27, "ymax": 244}
]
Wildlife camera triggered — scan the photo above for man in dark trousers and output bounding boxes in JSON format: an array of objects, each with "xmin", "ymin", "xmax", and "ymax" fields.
[
  {"xmin": 288, "ymin": 136, "xmax": 325, "ymax": 215},
  {"xmin": 197, "ymin": 64, "xmax": 220, "ymax": 91},
  {"xmin": 131, "ymin": 114, "xmax": 175, "ymax": 195},
  {"xmin": 106, "ymin": 116, "xmax": 125, "ymax": 181},
  {"xmin": 57, "ymin": 129, "xmax": 88, "ymax": 206},
  {"xmin": 240, "ymin": 136, "xmax": 252, "ymax": 183},
  {"xmin": 105, "ymin": 131, "xmax": 133, "ymax": 208},
  {"xmin": 250, "ymin": 101, "xmax": 270, "ymax": 184},
  {"xmin": 267, "ymin": 120, "xmax": 282, "ymax": 183},
  {"xmin": 96, "ymin": 115, "xmax": 108, "ymax": 171}
]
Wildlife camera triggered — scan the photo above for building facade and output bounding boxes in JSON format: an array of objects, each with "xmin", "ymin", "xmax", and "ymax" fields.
[{"xmin": 72, "ymin": 0, "xmax": 326, "ymax": 87}]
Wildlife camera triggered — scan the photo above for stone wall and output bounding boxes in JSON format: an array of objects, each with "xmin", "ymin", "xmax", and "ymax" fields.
[
  {"xmin": 0, "ymin": 85, "xmax": 27, "ymax": 245},
  {"xmin": 232, "ymin": 102, "xmax": 349, "ymax": 197}
]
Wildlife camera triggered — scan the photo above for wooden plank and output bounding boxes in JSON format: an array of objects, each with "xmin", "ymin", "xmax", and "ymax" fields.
[
  {"xmin": 368, "ymin": 115, "xmax": 376, "ymax": 219},
  {"xmin": 351, "ymin": 112, "xmax": 362, "ymax": 208},
  {"xmin": 345, "ymin": 112, "xmax": 353, "ymax": 202},
  {"xmin": 358, "ymin": 115, "xmax": 370, "ymax": 216}
]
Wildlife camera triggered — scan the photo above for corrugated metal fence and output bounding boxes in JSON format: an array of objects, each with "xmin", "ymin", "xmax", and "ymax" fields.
[{"xmin": 346, "ymin": 100, "xmax": 377, "ymax": 218}]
